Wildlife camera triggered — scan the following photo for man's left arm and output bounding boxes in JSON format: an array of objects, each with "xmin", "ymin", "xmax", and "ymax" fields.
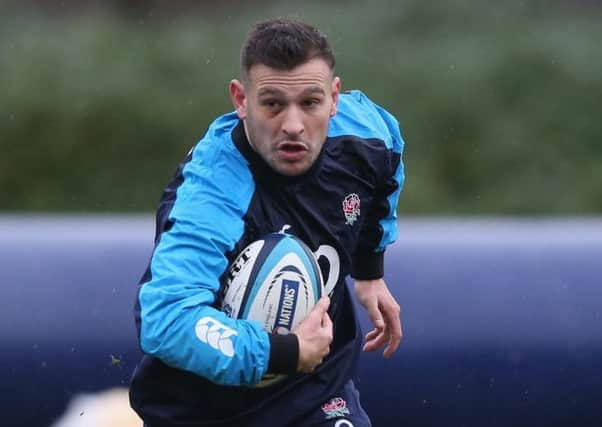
[{"xmin": 350, "ymin": 103, "xmax": 405, "ymax": 358}]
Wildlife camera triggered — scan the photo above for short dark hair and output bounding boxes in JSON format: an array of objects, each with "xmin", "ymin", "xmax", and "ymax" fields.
[{"xmin": 240, "ymin": 17, "xmax": 335, "ymax": 80}]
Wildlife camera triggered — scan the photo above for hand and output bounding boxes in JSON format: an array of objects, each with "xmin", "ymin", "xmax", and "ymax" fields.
[
  {"xmin": 354, "ymin": 278, "xmax": 402, "ymax": 358},
  {"xmin": 293, "ymin": 296, "xmax": 333, "ymax": 373}
]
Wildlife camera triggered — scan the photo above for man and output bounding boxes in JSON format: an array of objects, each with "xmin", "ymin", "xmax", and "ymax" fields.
[{"xmin": 130, "ymin": 17, "xmax": 405, "ymax": 426}]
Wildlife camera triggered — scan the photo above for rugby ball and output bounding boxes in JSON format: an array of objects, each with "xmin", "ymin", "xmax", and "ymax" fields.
[{"xmin": 221, "ymin": 232, "xmax": 324, "ymax": 386}]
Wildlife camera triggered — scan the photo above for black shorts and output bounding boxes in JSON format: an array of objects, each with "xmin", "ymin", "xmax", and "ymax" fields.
[
  {"xmin": 292, "ymin": 380, "xmax": 371, "ymax": 427},
  {"xmin": 143, "ymin": 380, "xmax": 371, "ymax": 427}
]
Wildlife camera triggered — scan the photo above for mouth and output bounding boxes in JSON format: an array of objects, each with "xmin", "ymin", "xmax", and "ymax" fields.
[
  {"xmin": 276, "ymin": 141, "xmax": 309, "ymax": 161},
  {"xmin": 277, "ymin": 141, "xmax": 308, "ymax": 153}
]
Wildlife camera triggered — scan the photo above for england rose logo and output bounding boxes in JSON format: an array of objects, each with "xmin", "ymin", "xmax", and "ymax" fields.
[
  {"xmin": 342, "ymin": 193, "xmax": 361, "ymax": 225},
  {"xmin": 321, "ymin": 397, "xmax": 350, "ymax": 419}
]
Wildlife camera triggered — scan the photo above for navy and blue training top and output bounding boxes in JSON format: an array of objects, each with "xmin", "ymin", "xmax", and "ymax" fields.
[{"xmin": 129, "ymin": 90, "xmax": 405, "ymax": 426}]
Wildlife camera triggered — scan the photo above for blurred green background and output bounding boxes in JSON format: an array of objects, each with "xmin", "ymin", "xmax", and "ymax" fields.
[{"xmin": 1, "ymin": 0, "xmax": 601, "ymax": 214}]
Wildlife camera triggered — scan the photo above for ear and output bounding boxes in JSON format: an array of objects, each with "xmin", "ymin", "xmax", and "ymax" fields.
[
  {"xmin": 329, "ymin": 76, "xmax": 341, "ymax": 117},
  {"xmin": 229, "ymin": 79, "xmax": 247, "ymax": 119}
]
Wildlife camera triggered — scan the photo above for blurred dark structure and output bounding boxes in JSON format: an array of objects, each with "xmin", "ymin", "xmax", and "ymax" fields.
[{"xmin": 2, "ymin": 217, "xmax": 601, "ymax": 426}]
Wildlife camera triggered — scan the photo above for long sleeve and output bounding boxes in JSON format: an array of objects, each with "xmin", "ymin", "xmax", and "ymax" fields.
[
  {"xmin": 349, "ymin": 97, "xmax": 405, "ymax": 279},
  {"xmin": 136, "ymin": 116, "xmax": 271, "ymax": 386}
]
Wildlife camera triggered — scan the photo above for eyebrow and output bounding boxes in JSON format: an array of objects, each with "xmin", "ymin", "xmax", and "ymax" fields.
[
  {"xmin": 257, "ymin": 88, "xmax": 283, "ymax": 97},
  {"xmin": 257, "ymin": 86, "xmax": 326, "ymax": 97},
  {"xmin": 302, "ymin": 86, "xmax": 327, "ymax": 96}
]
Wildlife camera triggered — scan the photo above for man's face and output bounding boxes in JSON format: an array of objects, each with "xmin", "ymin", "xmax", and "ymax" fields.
[{"xmin": 230, "ymin": 58, "xmax": 340, "ymax": 176}]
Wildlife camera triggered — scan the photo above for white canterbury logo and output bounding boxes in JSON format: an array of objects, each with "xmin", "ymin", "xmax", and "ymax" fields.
[{"xmin": 195, "ymin": 316, "xmax": 237, "ymax": 357}]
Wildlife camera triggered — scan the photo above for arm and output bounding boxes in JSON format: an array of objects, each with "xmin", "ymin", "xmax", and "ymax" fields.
[
  {"xmin": 138, "ymin": 181, "xmax": 269, "ymax": 385},
  {"xmin": 136, "ymin": 146, "xmax": 287, "ymax": 386},
  {"xmin": 351, "ymin": 101, "xmax": 405, "ymax": 357}
]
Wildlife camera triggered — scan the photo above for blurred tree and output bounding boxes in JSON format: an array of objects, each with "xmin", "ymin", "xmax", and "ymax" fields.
[{"xmin": 0, "ymin": 0, "xmax": 600, "ymax": 214}]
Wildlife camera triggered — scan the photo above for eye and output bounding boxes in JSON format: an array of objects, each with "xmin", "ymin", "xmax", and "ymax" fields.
[
  {"xmin": 260, "ymin": 99, "xmax": 284, "ymax": 111},
  {"xmin": 302, "ymin": 98, "xmax": 321, "ymax": 108}
]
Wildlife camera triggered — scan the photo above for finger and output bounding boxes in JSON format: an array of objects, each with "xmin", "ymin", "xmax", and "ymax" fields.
[
  {"xmin": 383, "ymin": 324, "xmax": 402, "ymax": 358},
  {"xmin": 321, "ymin": 311, "xmax": 333, "ymax": 335},
  {"xmin": 305, "ymin": 297, "xmax": 330, "ymax": 324},
  {"xmin": 365, "ymin": 299, "xmax": 385, "ymax": 331},
  {"xmin": 363, "ymin": 329, "xmax": 380, "ymax": 347},
  {"xmin": 382, "ymin": 305, "xmax": 402, "ymax": 358},
  {"xmin": 363, "ymin": 328, "xmax": 389, "ymax": 352},
  {"xmin": 365, "ymin": 328, "xmax": 380, "ymax": 340},
  {"xmin": 314, "ymin": 296, "xmax": 330, "ymax": 314}
]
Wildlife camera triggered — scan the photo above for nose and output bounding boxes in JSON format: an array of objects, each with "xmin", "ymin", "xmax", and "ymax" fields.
[{"xmin": 281, "ymin": 106, "xmax": 304, "ymax": 137}]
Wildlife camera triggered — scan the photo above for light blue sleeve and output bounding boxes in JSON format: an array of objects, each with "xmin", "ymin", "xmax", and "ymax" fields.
[
  {"xmin": 138, "ymin": 120, "xmax": 270, "ymax": 386},
  {"xmin": 332, "ymin": 90, "xmax": 405, "ymax": 251},
  {"xmin": 373, "ymin": 102, "xmax": 405, "ymax": 251}
]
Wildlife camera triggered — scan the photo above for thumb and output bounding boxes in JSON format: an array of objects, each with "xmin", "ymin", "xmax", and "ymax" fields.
[
  {"xmin": 314, "ymin": 296, "xmax": 330, "ymax": 315},
  {"xmin": 303, "ymin": 297, "xmax": 330, "ymax": 327}
]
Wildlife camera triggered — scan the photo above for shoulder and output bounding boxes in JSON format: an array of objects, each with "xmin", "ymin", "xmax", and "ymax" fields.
[
  {"xmin": 329, "ymin": 90, "xmax": 403, "ymax": 154},
  {"xmin": 175, "ymin": 113, "xmax": 254, "ymax": 214},
  {"xmin": 187, "ymin": 112, "xmax": 246, "ymax": 173}
]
